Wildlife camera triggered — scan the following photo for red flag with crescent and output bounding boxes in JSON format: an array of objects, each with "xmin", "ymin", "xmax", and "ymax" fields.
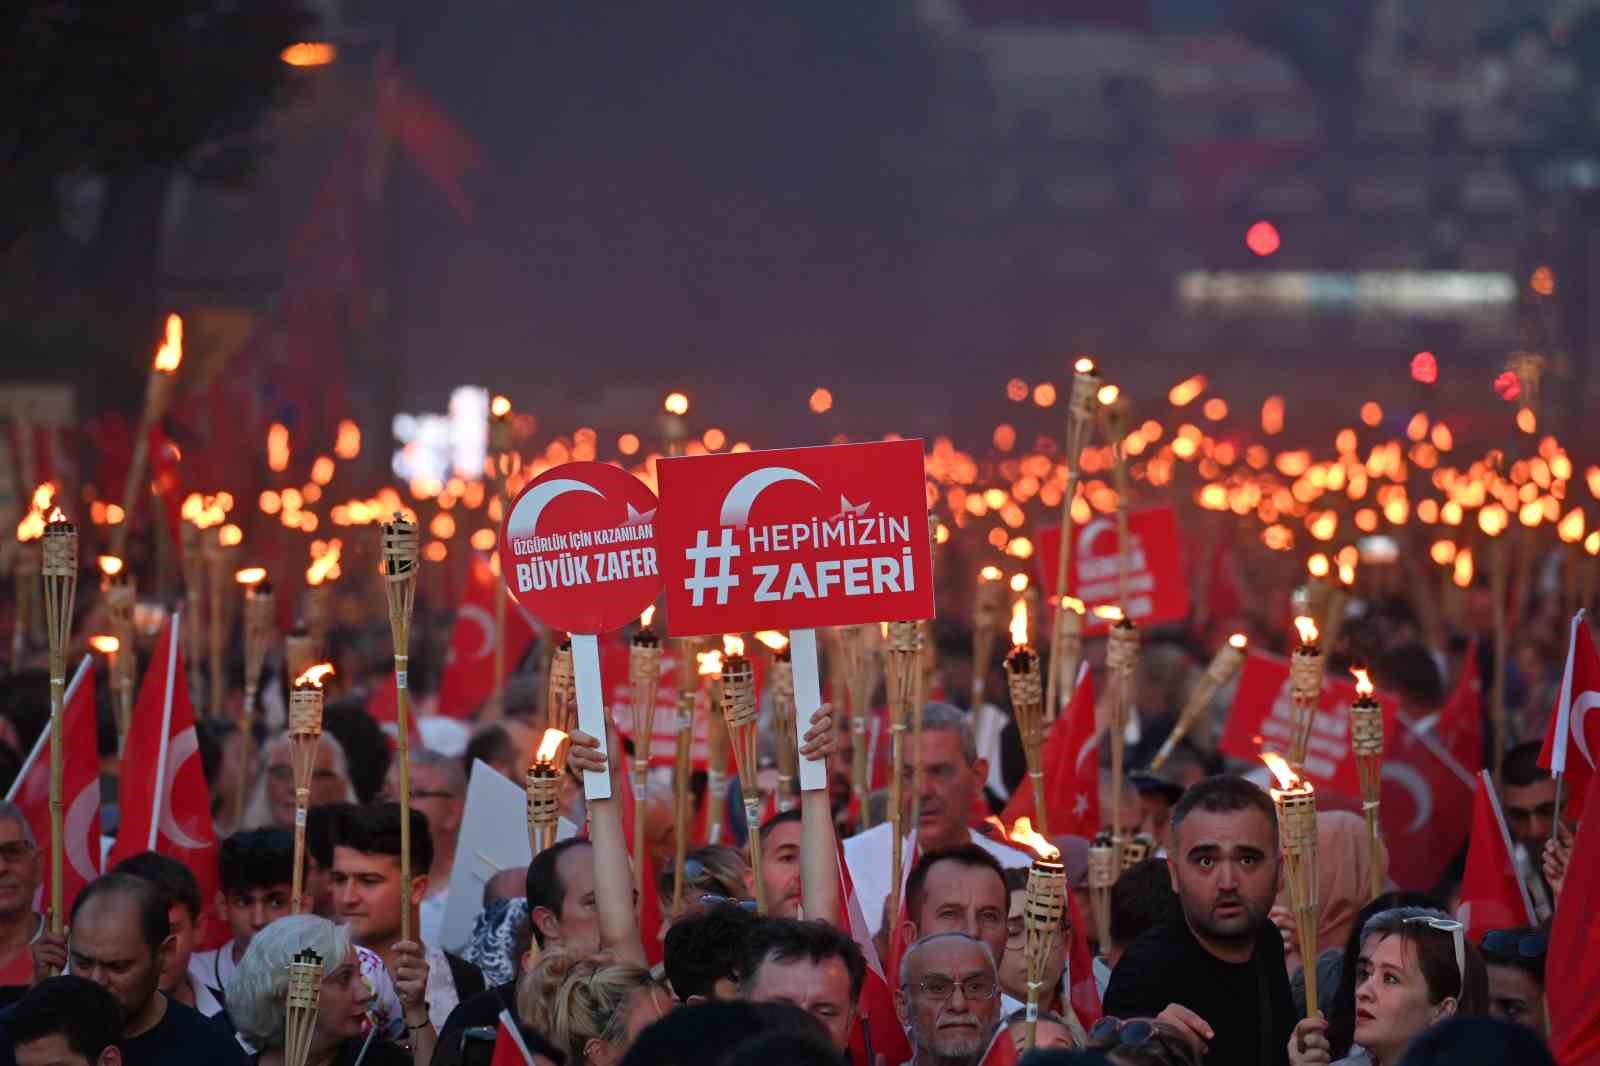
[
  {"xmin": 999, "ymin": 667, "xmax": 1099, "ymax": 838},
  {"xmin": 436, "ymin": 554, "xmax": 538, "ymax": 718},
  {"xmin": 4, "ymin": 657, "xmax": 99, "ymax": 939},
  {"xmin": 107, "ymin": 613, "xmax": 224, "ymax": 948},
  {"xmin": 1540, "ymin": 613, "xmax": 1600, "ymax": 820}
]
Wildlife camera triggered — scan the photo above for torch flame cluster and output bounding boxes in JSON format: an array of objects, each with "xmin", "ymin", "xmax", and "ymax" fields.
[
  {"xmin": 1010, "ymin": 816, "xmax": 1060, "ymax": 861},
  {"xmin": 294, "ymin": 663, "xmax": 335, "ymax": 689}
]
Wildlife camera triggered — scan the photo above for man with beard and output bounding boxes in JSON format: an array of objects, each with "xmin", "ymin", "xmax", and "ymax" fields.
[
  {"xmin": 895, "ymin": 933, "xmax": 1001, "ymax": 1066},
  {"xmin": 1103, "ymin": 775, "xmax": 1293, "ymax": 1066}
]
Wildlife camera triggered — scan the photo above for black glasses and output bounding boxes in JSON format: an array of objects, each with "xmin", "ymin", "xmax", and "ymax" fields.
[
  {"xmin": 904, "ymin": 975, "xmax": 997, "ymax": 1003},
  {"xmin": 1480, "ymin": 930, "xmax": 1547, "ymax": 960},
  {"xmin": 1090, "ymin": 1017, "xmax": 1158, "ymax": 1050},
  {"xmin": 0, "ymin": 841, "xmax": 36, "ymax": 864},
  {"xmin": 698, "ymin": 894, "xmax": 758, "ymax": 912}
]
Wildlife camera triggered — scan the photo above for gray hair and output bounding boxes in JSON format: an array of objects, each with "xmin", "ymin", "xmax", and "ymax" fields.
[
  {"xmin": 0, "ymin": 801, "xmax": 35, "ymax": 846},
  {"xmin": 225, "ymin": 915, "xmax": 351, "ymax": 1049},
  {"xmin": 899, "ymin": 932, "xmax": 995, "ymax": 989},
  {"xmin": 242, "ymin": 732, "xmax": 358, "ymax": 830},
  {"xmin": 408, "ymin": 747, "xmax": 467, "ymax": 793},
  {"xmin": 917, "ymin": 702, "xmax": 978, "ymax": 766}
]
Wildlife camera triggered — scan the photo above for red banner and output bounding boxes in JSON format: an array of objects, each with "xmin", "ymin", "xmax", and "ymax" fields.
[
  {"xmin": 1035, "ymin": 506, "xmax": 1189, "ymax": 635},
  {"xmin": 1220, "ymin": 649, "xmax": 1399, "ymax": 799},
  {"xmin": 499, "ymin": 461, "xmax": 662, "ymax": 635},
  {"xmin": 656, "ymin": 441, "xmax": 935, "ymax": 637}
]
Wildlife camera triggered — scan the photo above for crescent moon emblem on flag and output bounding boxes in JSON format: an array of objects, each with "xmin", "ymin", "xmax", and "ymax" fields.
[
  {"xmin": 506, "ymin": 479, "xmax": 604, "ymax": 540},
  {"xmin": 718, "ymin": 468, "xmax": 818, "ymax": 528},
  {"xmin": 1078, "ymin": 517, "xmax": 1116, "ymax": 556},
  {"xmin": 65, "ymin": 781, "xmax": 100, "ymax": 882},
  {"xmin": 457, "ymin": 604, "xmax": 497, "ymax": 661},
  {"xmin": 1570, "ymin": 691, "xmax": 1600, "ymax": 766},
  {"xmin": 158, "ymin": 727, "xmax": 211, "ymax": 851},
  {"xmin": 1381, "ymin": 761, "xmax": 1434, "ymax": 832}
]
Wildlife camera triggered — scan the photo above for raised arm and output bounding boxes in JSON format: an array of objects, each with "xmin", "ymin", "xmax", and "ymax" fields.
[
  {"xmin": 798, "ymin": 703, "xmax": 841, "ymax": 927},
  {"xmin": 566, "ymin": 719, "xmax": 647, "ymax": 967}
]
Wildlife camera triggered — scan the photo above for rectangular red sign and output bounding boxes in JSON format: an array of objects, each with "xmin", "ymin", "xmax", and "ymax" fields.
[
  {"xmin": 656, "ymin": 440, "xmax": 935, "ymax": 636},
  {"xmin": 1034, "ymin": 505, "xmax": 1189, "ymax": 636},
  {"xmin": 1219, "ymin": 649, "xmax": 1400, "ymax": 799}
]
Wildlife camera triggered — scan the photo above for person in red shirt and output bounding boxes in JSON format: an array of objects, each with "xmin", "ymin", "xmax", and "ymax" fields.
[{"xmin": 0, "ymin": 802, "xmax": 43, "ymax": 988}]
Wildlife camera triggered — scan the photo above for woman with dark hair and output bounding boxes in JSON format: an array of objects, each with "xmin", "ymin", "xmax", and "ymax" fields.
[
  {"xmin": 1315, "ymin": 891, "xmax": 1439, "ymax": 1055},
  {"xmin": 1288, "ymin": 907, "xmax": 1489, "ymax": 1066}
]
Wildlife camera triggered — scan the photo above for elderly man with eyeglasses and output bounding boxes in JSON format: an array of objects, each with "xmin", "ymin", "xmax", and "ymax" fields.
[
  {"xmin": 0, "ymin": 801, "xmax": 42, "ymax": 987},
  {"xmin": 896, "ymin": 932, "xmax": 1003, "ymax": 1066}
]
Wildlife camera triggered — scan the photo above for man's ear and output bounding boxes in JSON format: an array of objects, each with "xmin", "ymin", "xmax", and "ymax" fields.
[
  {"xmin": 410, "ymin": 873, "xmax": 430, "ymax": 902},
  {"xmin": 157, "ymin": 933, "xmax": 177, "ymax": 967},
  {"xmin": 531, "ymin": 906, "xmax": 560, "ymax": 944},
  {"xmin": 894, "ymin": 987, "xmax": 910, "ymax": 1026},
  {"xmin": 98, "ymin": 1047, "xmax": 124, "ymax": 1066},
  {"xmin": 899, "ymin": 918, "xmax": 920, "ymax": 952}
]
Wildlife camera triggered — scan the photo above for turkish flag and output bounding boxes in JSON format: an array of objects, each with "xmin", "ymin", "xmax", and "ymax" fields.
[
  {"xmin": 147, "ymin": 426, "xmax": 186, "ymax": 548},
  {"xmin": 1455, "ymin": 771, "xmax": 1535, "ymax": 942},
  {"xmin": 1548, "ymin": 754, "xmax": 1600, "ymax": 1065},
  {"xmin": 377, "ymin": 52, "xmax": 486, "ymax": 223},
  {"xmin": 5, "ymin": 657, "xmax": 100, "ymax": 920},
  {"xmin": 1035, "ymin": 507, "xmax": 1190, "ymax": 635},
  {"xmin": 1433, "ymin": 643, "xmax": 1484, "ymax": 774},
  {"xmin": 1539, "ymin": 613, "xmax": 1600, "ymax": 820},
  {"xmin": 1378, "ymin": 711, "xmax": 1476, "ymax": 892},
  {"xmin": 999, "ymin": 668, "xmax": 1099, "ymax": 837},
  {"xmin": 106, "ymin": 613, "xmax": 223, "ymax": 947},
  {"xmin": 838, "ymin": 838, "xmax": 913, "ymax": 1066},
  {"xmin": 436, "ymin": 555, "xmax": 538, "ymax": 718},
  {"xmin": 490, "ymin": 1008, "xmax": 537, "ymax": 1066}
]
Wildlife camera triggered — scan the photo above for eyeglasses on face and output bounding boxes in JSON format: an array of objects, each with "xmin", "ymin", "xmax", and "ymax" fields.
[
  {"xmin": 0, "ymin": 840, "xmax": 36, "ymax": 864},
  {"xmin": 904, "ymin": 974, "xmax": 997, "ymax": 1003},
  {"xmin": 1480, "ymin": 929, "xmax": 1547, "ymax": 960}
]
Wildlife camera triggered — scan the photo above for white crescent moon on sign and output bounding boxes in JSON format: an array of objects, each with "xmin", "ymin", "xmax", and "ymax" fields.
[
  {"xmin": 719, "ymin": 467, "xmax": 818, "ymax": 528},
  {"xmin": 64, "ymin": 781, "xmax": 99, "ymax": 882},
  {"xmin": 1077, "ymin": 517, "xmax": 1116, "ymax": 556},
  {"xmin": 1381, "ymin": 761, "xmax": 1434, "ymax": 832},
  {"xmin": 158, "ymin": 727, "xmax": 210, "ymax": 850},
  {"xmin": 1570, "ymin": 692, "xmax": 1600, "ymax": 766},
  {"xmin": 505, "ymin": 479, "xmax": 604, "ymax": 541},
  {"xmin": 457, "ymin": 603, "xmax": 497, "ymax": 661}
]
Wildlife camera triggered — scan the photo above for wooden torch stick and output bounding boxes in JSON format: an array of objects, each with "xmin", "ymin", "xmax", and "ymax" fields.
[
  {"xmin": 1046, "ymin": 358, "xmax": 1099, "ymax": 725},
  {"xmin": 110, "ymin": 314, "xmax": 182, "ymax": 559},
  {"xmin": 720, "ymin": 643, "xmax": 766, "ymax": 913},
  {"xmin": 1350, "ymin": 669, "xmax": 1385, "ymax": 901},
  {"xmin": 629, "ymin": 613, "xmax": 662, "ymax": 920},
  {"xmin": 237, "ymin": 570, "xmax": 274, "ymax": 832},
  {"xmin": 41, "ymin": 510, "xmax": 77, "ymax": 939},
  {"xmin": 287, "ymin": 664, "xmax": 331, "ymax": 912},
  {"xmin": 886, "ymin": 621, "xmax": 921, "ymax": 923},
  {"xmin": 381, "ymin": 513, "xmax": 420, "ymax": 940}
]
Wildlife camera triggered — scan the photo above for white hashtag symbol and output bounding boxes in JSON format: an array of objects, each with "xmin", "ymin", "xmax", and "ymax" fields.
[{"xmin": 683, "ymin": 528, "xmax": 741, "ymax": 606}]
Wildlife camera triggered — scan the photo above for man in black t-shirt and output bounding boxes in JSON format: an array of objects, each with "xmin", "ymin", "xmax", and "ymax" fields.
[{"xmin": 1103, "ymin": 776, "xmax": 1295, "ymax": 1066}]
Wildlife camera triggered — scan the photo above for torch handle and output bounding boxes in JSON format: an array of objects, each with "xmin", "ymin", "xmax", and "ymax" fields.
[
  {"xmin": 235, "ymin": 689, "xmax": 256, "ymax": 833},
  {"xmin": 633, "ymin": 764, "xmax": 648, "ymax": 924},
  {"xmin": 109, "ymin": 429, "xmax": 151, "ymax": 560},
  {"xmin": 292, "ymin": 796, "xmax": 309, "ymax": 914},
  {"xmin": 671, "ymin": 713, "xmax": 693, "ymax": 917},
  {"xmin": 394, "ymin": 653, "xmax": 413, "ymax": 941},
  {"xmin": 48, "ymin": 675, "xmax": 64, "ymax": 936},
  {"xmin": 747, "ymin": 798, "xmax": 767, "ymax": 915},
  {"xmin": 889, "ymin": 723, "xmax": 905, "ymax": 924},
  {"xmin": 1046, "ymin": 467, "xmax": 1083, "ymax": 724}
]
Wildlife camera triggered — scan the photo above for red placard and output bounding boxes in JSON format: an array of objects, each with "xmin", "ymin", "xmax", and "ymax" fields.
[
  {"xmin": 1219, "ymin": 649, "xmax": 1400, "ymax": 800},
  {"xmin": 498, "ymin": 462, "xmax": 663, "ymax": 634},
  {"xmin": 1035, "ymin": 505, "xmax": 1189, "ymax": 635},
  {"xmin": 655, "ymin": 440, "xmax": 935, "ymax": 636}
]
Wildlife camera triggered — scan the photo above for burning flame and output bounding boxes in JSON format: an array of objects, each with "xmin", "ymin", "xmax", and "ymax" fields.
[
  {"xmin": 235, "ymin": 567, "xmax": 267, "ymax": 586},
  {"xmin": 1260, "ymin": 752, "xmax": 1310, "ymax": 796},
  {"xmin": 1009, "ymin": 573, "xmax": 1029, "ymax": 593},
  {"xmin": 1560, "ymin": 508, "xmax": 1586, "ymax": 544},
  {"xmin": 31, "ymin": 483, "xmax": 55, "ymax": 513},
  {"xmin": 88, "ymin": 635, "xmax": 119, "ymax": 654},
  {"xmin": 1478, "ymin": 503, "xmax": 1508, "ymax": 537},
  {"xmin": 294, "ymin": 663, "xmax": 335, "ymax": 689},
  {"xmin": 1097, "ymin": 384, "xmax": 1120, "ymax": 406},
  {"xmin": 984, "ymin": 815, "xmax": 1009, "ymax": 841},
  {"xmin": 1294, "ymin": 616, "xmax": 1319, "ymax": 646},
  {"xmin": 16, "ymin": 511, "xmax": 43, "ymax": 542},
  {"xmin": 99, "ymin": 556, "xmax": 124, "ymax": 577},
  {"xmin": 697, "ymin": 650, "xmax": 723, "ymax": 677},
  {"xmin": 640, "ymin": 605, "xmax": 656, "ymax": 629},
  {"xmin": 1009, "ymin": 817, "xmax": 1061, "ymax": 861},
  {"xmin": 1307, "ymin": 553, "xmax": 1330, "ymax": 578},
  {"xmin": 663, "ymin": 392, "xmax": 689, "ymax": 416},
  {"xmin": 1338, "ymin": 562, "xmax": 1357, "ymax": 586},
  {"xmin": 219, "ymin": 523, "xmax": 242, "ymax": 547},
  {"xmin": 723, "ymin": 634, "xmax": 745, "ymax": 657},
  {"xmin": 182, "ymin": 494, "xmax": 204, "ymax": 523},
  {"xmin": 1352, "ymin": 667, "xmax": 1374, "ymax": 699},
  {"xmin": 153, "ymin": 314, "xmax": 182, "ymax": 373},
  {"xmin": 535, "ymin": 728, "xmax": 567, "ymax": 766},
  {"xmin": 1074, "ymin": 357, "xmax": 1096, "ymax": 375},
  {"xmin": 1229, "ymin": 633, "xmax": 1247, "ymax": 650},
  {"xmin": 1168, "ymin": 374, "xmax": 1207, "ymax": 407},
  {"xmin": 491, "ymin": 394, "xmax": 512, "ymax": 418},
  {"xmin": 1061, "ymin": 596, "xmax": 1085, "ymax": 614},
  {"xmin": 46, "ymin": 507, "xmax": 65, "ymax": 525},
  {"xmin": 306, "ymin": 539, "xmax": 342, "ymax": 585},
  {"xmin": 979, "ymin": 565, "xmax": 1003, "ymax": 582},
  {"xmin": 1009, "ymin": 599, "xmax": 1029, "ymax": 647},
  {"xmin": 755, "ymin": 630, "xmax": 788, "ymax": 652},
  {"xmin": 1093, "ymin": 604, "xmax": 1125, "ymax": 623}
]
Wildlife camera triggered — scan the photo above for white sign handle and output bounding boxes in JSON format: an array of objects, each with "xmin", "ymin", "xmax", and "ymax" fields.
[
  {"xmin": 791, "ymin": 628, "xmax": 827, "ymax": 792},
  {"xmin": 569, "ymin": 633, "xmax": 612, "ymax": 800}
]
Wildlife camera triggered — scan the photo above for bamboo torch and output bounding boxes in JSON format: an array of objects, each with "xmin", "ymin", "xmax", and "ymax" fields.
[
  {"xmin": 236, "ymin": 568, "xmax": 273, "ymax": 832},
  {"xmin": 1264, "ymin": 752, "xmax": 1321, "ymax": 1018},
  {"xmin": 1151, "ymin": 634, "xmax": 1246, "ymax": 770},
  {"xmin": 1011, "ymin": 818, "xmax": 1066, "ymax": 1053},
  {"xmin": 288, "ymin": 663, "xmax": 333, "ymax": 912},
  {"xmin": 380, "ymin": 513, "xmax": 420, "ymax": 940},
  {"xmin": 833, "ymin": 625, "xmax": 873, "ymax": 827},
  {"xmin": 42, "ymin": 509, "xmax": 77, "ymax": 935},
  {"xmin": 885, "ymin": 620, "xmax": 921, "ymax": 924},
  {"xmin": 304, "ymin": 540, "xmax": 341, "ymax": 657},
  {"xmin": 720, "ymin": 637, "xmax": 766, "ymax": 913},
  {"xmin": 283, "ymin": 948, "xmax": 323, "ymax": 1066},
  {"xmin": 1048, "ymin": 597, "xmax": 1086, "ymax": 723},
  {"xmin": 1102, "ymin": 609, "xmax": 1139, "ymax": 854},
  {"xmin": 285, "ymin": 626, "xmax": 317, "ymax": 691},
  {"xmin": 179, "ymin": 497, "xmax": 208, "ymax": 709},
  {"xmin": 629, "ymin": 607, "xmax": 662, "ymax": 918},
  {"xmin": 972, "ymin": 567, "xmax": 1005, "ymax": 707},
  {"xmin": 1046, "ymin": 357, "xmax": 1100, "ymax": 724},
  {"xmin": 757, "ymin": 631, "xmax": 798, "ymax": 812},
  {"xmin": 526, "ymin": 728, "xmax": 566, "ymax": 855},
  {"xmin": 703, "ymin": 642, "xmax": 733, "ymax": 845},
  {"xmin": 487, "ymin": 396, "xmax": 517, "ymax": 721},
  {"xmin": 1087, "ymin": 832, "xmax": 1115, "ymax": 956},
  {"xmin": 1004, "ymin": 601, "xmax": 1049, "ymax": 837},
  {"xmin": 99, "ymin": 556, "xmax": 136, "ymax": 746},
  {"xmin": 548, "ymin": 639, "xmax": 575, "ymax": 737},
  {"xmin": 207, "ymin": 522, "xmax": 241, "ymax": 719},
  {"xmin": 110, "ymin": 313, "xmax": 183, "ymax": 558},
  {"xmin": 1288, "ymin": 616, "xmax": 1323, "ymax": 771},
  {"xmin": 1098, "ymin": 383, "xmax": 1134, "ymax": 612},
  {"xmin": 1349, "ymin": 668, "xmax": 1385, "ymax": 901},
  {"xmin": 670, "ymin": 686, "xmax": 696, "ymax": 917}
]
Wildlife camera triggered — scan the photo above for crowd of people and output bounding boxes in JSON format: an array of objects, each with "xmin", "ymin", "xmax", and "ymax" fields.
[{"xmin": 0, "ymin": 545, "xmax": 1587, "ymax": 1066}]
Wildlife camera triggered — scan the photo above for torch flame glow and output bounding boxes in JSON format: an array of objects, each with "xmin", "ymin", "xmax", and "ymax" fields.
[
  {"xmin": 99, "ymin": 556, "xmax": 124, "ymax": 577},
  {"xmin": 1260, "ymin": 751, "xmax": 1306, "ymax": 795},
  {"xmin": 1352, "ymin": 668, "xmax": 1374, "ymax": 698},
  {"xmin": 88, "ymin": 635, "xmax": 119, "ymax": 654},
  {"xmin": 755, "ymin": 630, "xmax": 789, "ymax": 652},
  {"xmin": 306, "ymin": 539, "xmax": 342, "ymax": 585},
  {"xmin": 1307, "ymin": 554, "xmax": 1330, "ymax": 578},
  {"xmin": 984, "ymin": 815, "xmax": 1009, "ymax": 842},
  {"xmin": 219, "ymin": 523, "xmax": 242, "ymax": 547},
  {"xmin": 723, "ymin": 634, "xmax": 745, "ymax": 657},
  {"xmin": 1294, "ymin": 616, "xmax": 1319, "ymax": 646},
  {"xmin": 1009, "ymin": 573, "xmax": 1029, "ymax": 593},
  {"xmin": 1074, "ymin": 357, "xmax": 1096, "ymax": 375},
  {"xmin": 491, "ymin": 395, "xmax": 512, "ymax": 418},
  {"xmin": 640, "ymin": 605, "xmax": 656, "ymax": 629},
  {"xmin": 294, "ymin": 663, "xmax": 335, "ymax": 689},
  {"xmin": 1229, "ymin": 633, "xmax": 1248, "ymax": 650},
  {"xmin": 153, "ymin": 314, "xmax": 183, "ymax": 373},
  {"xmin": 1092, "ymin": 604, "xmax": 1125, "ymax": 623},
  {"xmin": 535, "ymin": 728, "xmax": 566, "ymax": 766},
  {"xmin": 31, "ymin": 483, "xmax": 55, "ymax": 513},
  {"xmin": 1010, "ymin": 817, "xmax": 1061, "ymax": 861},
  {"xmin": 235, "ymin": 567, "xmax": 266, "ymax": 586},
  {"xmin": 47, "ymin": 507, "xmax": 65, "ymax": 524},
  {"xmin": 1009, "ymin": 599, "xmax": 1029, "ymax": 647},
  {"xmin": 1098, "ymin": 384, "xmax": 1121, "ymax": 406},
  {"xmin": 16, "ymin": 511, "xmax": 43, "ymax": 541},
  {"xmin": 697, "ymin": 650, "xmax": 723, "ymax": 677},
  {"xmin": 1061, "ymin": 596, "xmax": 1085, "ymax": 614},
  {"xmin": 980, "ymin": 565, "xmax": 1003, "ymax": 582}
]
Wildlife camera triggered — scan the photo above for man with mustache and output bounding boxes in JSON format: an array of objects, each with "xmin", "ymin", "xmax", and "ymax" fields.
[
  {"xmin": 1103, "ymin": 775, "xmax": 1295, "ymax": 1066},
  {"xmin": 895, "ymin": 932, "xmax": 1001, "ymax": 1066}
]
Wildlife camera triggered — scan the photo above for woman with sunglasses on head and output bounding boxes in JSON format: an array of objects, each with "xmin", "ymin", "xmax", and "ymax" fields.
[
  {"xmin": 1086, "ymin": 1016, "xmax": 1203, "ymax": 1065},
  {"xmin": 1287, "ymin": 907, "xmax": 1489, "ymax": 1066}
]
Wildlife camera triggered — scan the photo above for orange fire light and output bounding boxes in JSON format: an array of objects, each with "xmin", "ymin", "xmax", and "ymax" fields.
[
  {"xmin": 1009, "ymin": 817, "xmax": 1061, "ymax": 861},
  {"xmin": 1009, "ymin": 600, "xmax": 1029, "ymax": 647},
  {"xmin": 294, "ymin": 663, "xmax": 335, "ymax": 689},
  {"xmin": 153, "ymin": 314, "xmax": 183, "ymax": 373},
  {"xmin": 535, "ymin": 728, "xmax": 567, "ymax": 766}
]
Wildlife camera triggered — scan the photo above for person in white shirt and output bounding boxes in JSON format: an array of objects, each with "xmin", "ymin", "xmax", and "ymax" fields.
[{"xmin": 844, "ymin": 702, "xmax": 1030, "ymax": 941}]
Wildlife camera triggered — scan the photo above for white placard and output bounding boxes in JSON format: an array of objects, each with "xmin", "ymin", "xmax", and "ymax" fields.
[
  {"xmin": 790, "ymin": 628, "xmax": 827, "ymax": 792},
  {"xmin": 570, "ymin": 633, "xmax": 611, "ymax": 800}
]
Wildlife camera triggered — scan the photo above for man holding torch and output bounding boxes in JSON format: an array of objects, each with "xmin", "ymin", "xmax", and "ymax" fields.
[{"xmin": 1103, "ymin": 776, "xmax": 1295, "ymax": 1066}]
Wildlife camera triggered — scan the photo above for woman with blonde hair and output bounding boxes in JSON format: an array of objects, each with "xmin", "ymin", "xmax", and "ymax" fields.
[{"xmin": 518, "ymin": 951, "xmax": 670, "ymax": 1066}]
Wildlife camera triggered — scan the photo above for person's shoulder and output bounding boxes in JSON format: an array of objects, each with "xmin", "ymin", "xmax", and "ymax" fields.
[{"xmin": 153, "ymin": 1000, "xmax": 251, "ymax": 1061}]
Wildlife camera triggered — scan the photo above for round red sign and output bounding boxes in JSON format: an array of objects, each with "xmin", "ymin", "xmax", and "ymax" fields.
[{"xmin": 498, "ymin": 462, "xmax": 662, "ymax": 634}]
